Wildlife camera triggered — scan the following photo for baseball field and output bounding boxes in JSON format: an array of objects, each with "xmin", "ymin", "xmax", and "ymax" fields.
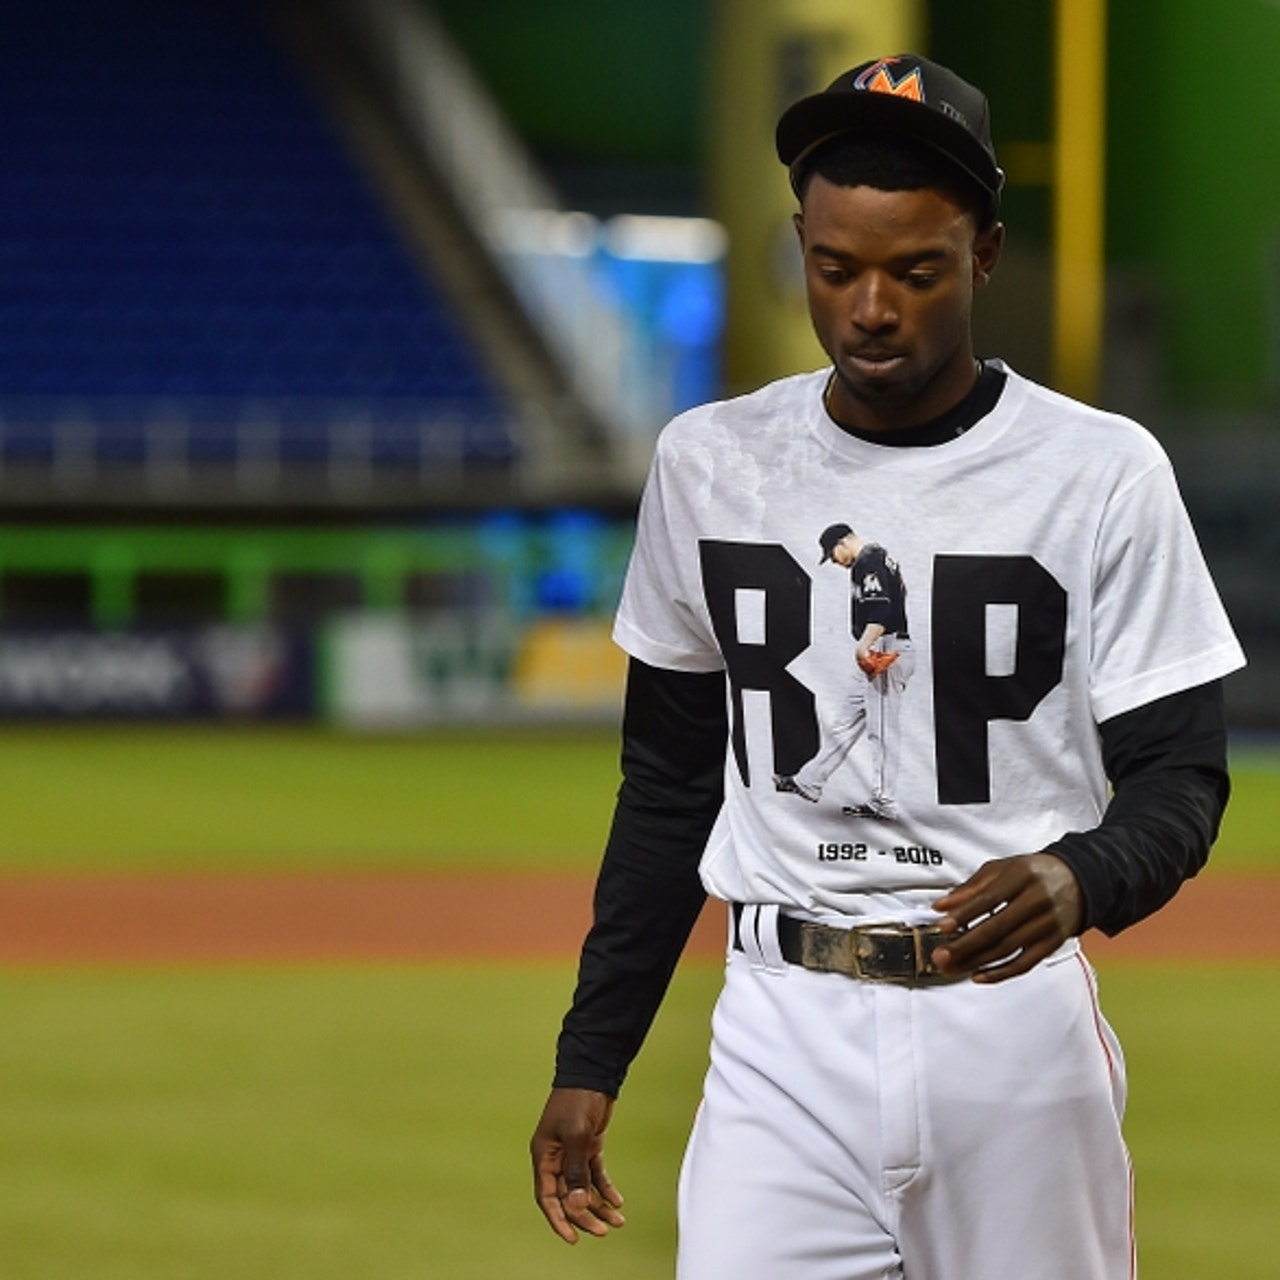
[{"xmin": 0, "ymin": 725, "xmax": 1275, "ymax": 1278}]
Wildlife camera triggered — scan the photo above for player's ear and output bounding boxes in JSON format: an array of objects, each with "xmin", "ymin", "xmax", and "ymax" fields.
[
  {"xmin": 793, "ymin": 210, "xmax": 806, "ymax": 250},
  {"xmin": 972, "ymin": 220, "xmax": 1005, "ymax": 289}
]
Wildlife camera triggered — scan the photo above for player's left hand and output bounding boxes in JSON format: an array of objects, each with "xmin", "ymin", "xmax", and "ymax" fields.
[{"xmin": 929, "ymin": 853, "xmax": 1083, "ymax": 984}]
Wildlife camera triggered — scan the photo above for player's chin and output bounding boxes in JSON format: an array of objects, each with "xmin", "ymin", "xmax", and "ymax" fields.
[{"xmin": 840, "ymin": 368, "xmax": 919, "ymax": 406}]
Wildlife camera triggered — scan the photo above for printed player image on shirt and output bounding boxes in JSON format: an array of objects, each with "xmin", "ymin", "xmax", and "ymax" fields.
[
  {"xmin": 612, "ymin": 364, "xmax": 1246, "ymax": 926},
  {"xmin": 773, "ymin": 523, "xmax": 915, "ymax": 824}
]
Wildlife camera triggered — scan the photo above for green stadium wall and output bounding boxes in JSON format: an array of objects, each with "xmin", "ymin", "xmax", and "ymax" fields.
[{"xmin": 431, "ymin": 0, "xmax": 1280, "ymax": 412}]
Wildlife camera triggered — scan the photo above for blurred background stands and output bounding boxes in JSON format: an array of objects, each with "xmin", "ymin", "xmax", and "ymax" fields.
[{"xmin": 0, "ymin": 0, "xmax": 1275, "ymax": 730}]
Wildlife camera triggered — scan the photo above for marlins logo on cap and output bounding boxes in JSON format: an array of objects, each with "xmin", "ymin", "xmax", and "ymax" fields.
[{"xmin": 854, "ymin": 58, "xmax": 925, "ymax": 102}]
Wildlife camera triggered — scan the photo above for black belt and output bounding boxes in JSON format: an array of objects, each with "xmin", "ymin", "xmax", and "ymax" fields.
[{"xmin": 732, "ymin": 903, "xmax": 963, "ymax": 986}]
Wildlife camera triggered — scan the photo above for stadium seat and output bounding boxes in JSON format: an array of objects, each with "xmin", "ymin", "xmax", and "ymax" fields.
[{"xmin": 0, "ymin": 0, "xmax": 516, "ymax": 478}]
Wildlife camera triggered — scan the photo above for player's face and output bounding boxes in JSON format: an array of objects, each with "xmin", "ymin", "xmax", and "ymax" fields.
[
  {"xmin": 831, "ymin": 536, "xmax": 858, "ymax": 568},
  {"xmin": 796, "ymin": 176, "xmax": 1003, "ymax": 433}
]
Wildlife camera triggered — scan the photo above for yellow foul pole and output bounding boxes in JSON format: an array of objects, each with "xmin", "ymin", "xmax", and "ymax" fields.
[{"xmin": 1053, "ymin": 0, "xmax": 1108, "ymax": 403}]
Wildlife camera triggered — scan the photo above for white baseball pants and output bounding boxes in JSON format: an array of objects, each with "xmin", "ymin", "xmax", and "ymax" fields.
[
  {"xmin": 795, "ymin": 641, "xmax": 915, "ymax": 808},
  {"xmin": 676, "ymin": 937, "xmax": 1134, "ymax": 1280}
]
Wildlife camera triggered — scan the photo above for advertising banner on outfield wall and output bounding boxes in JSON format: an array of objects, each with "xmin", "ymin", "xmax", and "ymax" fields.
[
  {"xmin": 323, "ymin": 611, "xmax": 626, "ymax": 727},
  {"xmin": 0, "ymin": 627, "xmax": 314, "ymax": 719}
]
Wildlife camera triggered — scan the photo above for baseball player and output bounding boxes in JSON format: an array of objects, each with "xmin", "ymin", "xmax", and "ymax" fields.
[
  {"xmin": 531, "ymin": 54, "xmax": 1245, "ymax": 1280},
  {"xmin": 775, "ymin": 522, "xmax": 914, "ymax": 819}
]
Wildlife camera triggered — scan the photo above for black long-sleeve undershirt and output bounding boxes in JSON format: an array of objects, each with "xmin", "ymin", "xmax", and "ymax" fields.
[
  {"xmin": 552, "ymin": 659, "xmax": 1231, "ymax": 1097},
  {"xmin": 552, "ymin": 661, "xmax": 724, "ymax": 1096},
  {"xmin": 1047, "ymin": 677, "xmax": 1230, "ymax": 937}
]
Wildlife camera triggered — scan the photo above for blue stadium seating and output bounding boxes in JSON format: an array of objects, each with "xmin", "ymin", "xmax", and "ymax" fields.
[{"xmin": 0, "ymin": 0, "xmax": 516, "ymax": 475}]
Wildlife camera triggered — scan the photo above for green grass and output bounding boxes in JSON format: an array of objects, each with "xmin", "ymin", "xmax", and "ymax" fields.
[
  {"xmin": 1097, "ymin": 963, "xmax": 1280, "ymax": 1278},
  {"xmin": 1215, "ymin": 754, "xmax": 1280, "ymax": 872},
  {"xmin": 0, "ymin": 725, "xmax": 621, "ymax": 873},
  {"xmin": 0, "ymin": 725, "xmax": 1271, "ymax": 1280},
  {"xmin": 0, "ymin": 724, "xmax": 1272, "ymax": 875},
  {"xmin": 0, "ymin": 960, "xmax": 1275, "ymax": 1280},
  {"xmin": 0, "ymin": 961, "xmax": 714, "ymax": 1280}
]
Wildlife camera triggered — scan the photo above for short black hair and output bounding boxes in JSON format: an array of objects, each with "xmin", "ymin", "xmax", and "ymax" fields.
[{"xmin": 796, "ymin": 132, "xmax": 996, "ymax": 229}]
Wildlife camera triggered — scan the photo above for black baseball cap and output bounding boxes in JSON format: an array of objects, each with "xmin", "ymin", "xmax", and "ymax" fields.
[
  {"xmin": 776, "ymin": 54, "xmax": 1004, "ymax": 215},
  {"xmin": 818, "ymin": 523, "xmax": 854, "ymax": 563}
]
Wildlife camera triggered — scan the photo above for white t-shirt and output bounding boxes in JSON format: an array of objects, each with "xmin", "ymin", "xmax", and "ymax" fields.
[{"xmin": 613, "ymin": 364, "xmax": 1246, "ymax": 923}]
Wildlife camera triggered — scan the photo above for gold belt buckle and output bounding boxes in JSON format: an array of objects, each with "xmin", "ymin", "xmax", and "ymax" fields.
[
  {"xmin": 797, "ymin": 920, "xmax": 961, "ymax": 984},
  {"xmin": 904, "ymin": 924, "xmax": 959, "ymax": 984},
  {"xmin": 850, "ymin": 923, "xmax": 918, "ymax": 982}
]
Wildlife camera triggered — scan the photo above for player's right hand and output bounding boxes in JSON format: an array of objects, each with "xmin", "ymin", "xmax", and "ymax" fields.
[{"xmin": 531, "ymin": 1087, "xmax": 626, "ymax": 1244}]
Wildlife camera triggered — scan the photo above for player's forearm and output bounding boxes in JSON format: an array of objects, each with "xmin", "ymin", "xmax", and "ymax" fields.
[
  {"xmin": 553, "ymin": 805, "xmax": 710, "ymax": 1094},
  {"xmin": 1047, "ymin": 767, "xmax": 1223, "ymax": 935},
  {"xmin": 855, "ymin": 622, "xmax": 886, "ymax": 654},
  {"xmin": 1046, "ymin": 680, "xmax": 1229, "ymax": 936},
  {"xmin": 553, "ymin": 660, "xmax": 727, "ymax": 1095}
]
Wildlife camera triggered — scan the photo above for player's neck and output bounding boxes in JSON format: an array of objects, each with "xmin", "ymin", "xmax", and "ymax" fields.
[
  {"xmin": 825, "ymin": 352, "xmax": 982, "ymax": 436},
  {"xmin": 825, "ymin": 360, "xmax": 1006, "ymax": 448}
]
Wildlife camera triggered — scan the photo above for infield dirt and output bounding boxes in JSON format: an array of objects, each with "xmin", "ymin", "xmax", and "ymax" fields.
[{"xmin": 0, "ymin": 871, "xmax": 1275, "ymax": 964}]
